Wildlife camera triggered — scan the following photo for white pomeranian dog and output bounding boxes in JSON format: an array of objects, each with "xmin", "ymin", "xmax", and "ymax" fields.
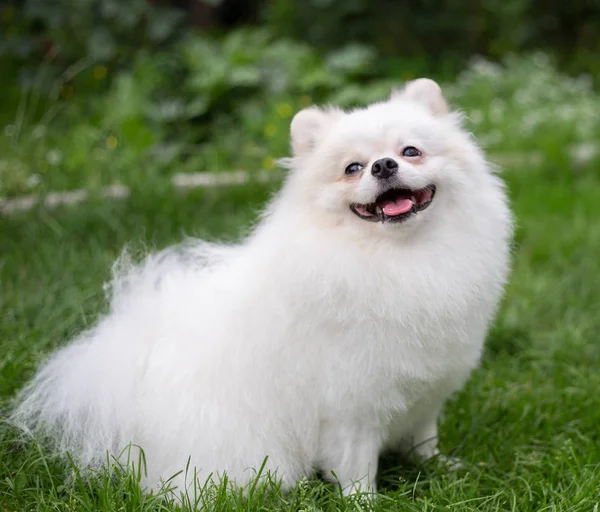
[{"xmin": 12, "ymin": 79, "xmax": 512, "ymax": 497}]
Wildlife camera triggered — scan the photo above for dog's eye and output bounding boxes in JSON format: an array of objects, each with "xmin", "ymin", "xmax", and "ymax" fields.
[
  {"xmin": 344, "ymin": 162, "xmax": 363, "ymax": 175},
  {"xmin": 402, "ymin": 146, "xmax": 421, "ymax": 157}
]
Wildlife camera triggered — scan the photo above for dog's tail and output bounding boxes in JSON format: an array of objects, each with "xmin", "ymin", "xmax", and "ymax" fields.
[
  {"xmin": 10, "ymin": 238, "xmax": 233, "ymax": 471},
  {"xmin": 9, "ymin": 324, "xmax": 141, "ymax": 471}
]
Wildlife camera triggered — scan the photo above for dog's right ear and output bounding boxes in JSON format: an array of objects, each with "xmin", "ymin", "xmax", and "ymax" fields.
[
  {"xmin": 290, "ymin": 107, "xmax": 340, "ymax": 156},
  {"xmin": 391, "ymin": 78, "xmax": 449, "ymax": 117}
]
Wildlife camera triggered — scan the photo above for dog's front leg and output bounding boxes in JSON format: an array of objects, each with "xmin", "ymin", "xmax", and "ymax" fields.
[
  {"xmin": 317, "ymin": 420, "xmax": 380, "ymax": 497},
  {"xmin": 401, "ymin": 413, "xmax": 441, "ymax": 462},
  {"xmin": 398, "ymin": 408, "xmax": 463, "ymax": 470}
]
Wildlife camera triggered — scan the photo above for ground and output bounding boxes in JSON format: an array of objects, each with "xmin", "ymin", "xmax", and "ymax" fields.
[{"xmin": 1, "ymin": 154, "xmax": 600, "ymax": 511}]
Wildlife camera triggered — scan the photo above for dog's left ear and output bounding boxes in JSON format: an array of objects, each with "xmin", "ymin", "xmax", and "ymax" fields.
[
  {"xmin": 391, "ymin": 78, "xmax": 448, "ymax": 117},
  {"xmin": 290, "ymin": 107, "xmax": 341, "ymax": 156}
]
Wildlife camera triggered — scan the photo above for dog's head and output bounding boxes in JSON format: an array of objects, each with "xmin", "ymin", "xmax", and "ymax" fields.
[{"xmin": 281, "ymin": 79, "xmax": 489, "ymax": 238}]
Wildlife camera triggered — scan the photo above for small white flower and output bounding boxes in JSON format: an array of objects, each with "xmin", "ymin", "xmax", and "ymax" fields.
[
  {"xmin": 556, "ymin": 105, "xmax": 576, "ymax": 122},
  {"xmin": 514, "ymin": 89, "xmax": 532, "ymax": 107},
  {"xmin": 571, "ymin": 143, "xmax": 596, "ymax": 165},
  {"xmin": 46, "ymin": 148, "xmax": 63, "ymax": 166},
  {"xmin": 33, "ymin": 125, "xmax": 47, "ymax": 139},
  {"xmin": 27, "ymin": 173, "xmax": 42, "ymax": 188},
  {"xmin": 471, "ymin": 56, "xmax": 503, "ymax": 79}
]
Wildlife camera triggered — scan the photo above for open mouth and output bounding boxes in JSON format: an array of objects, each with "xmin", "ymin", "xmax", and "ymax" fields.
[{"xmin": 350, "ymin": 185, "xmax": 436, "ymax": 223}]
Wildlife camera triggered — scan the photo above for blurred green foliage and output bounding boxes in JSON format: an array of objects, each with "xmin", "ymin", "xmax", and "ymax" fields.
[
  {"xmin": 1, "ymin": 0, "xmax": 599, "ymax": 197},
  {"xmin": 1, "ymin": 0, "xmax": 184, "ymax": 71},
  {"xmin": 0, "ymin": 25, "xmax": 395, "ymax": 195},
  {"xmin": 3, "ymin": 0, "xmax": 600, "ymax": 78},
  {"xmin": 264, "ymin": 0, "xmax": 600, "ymax": 77}
]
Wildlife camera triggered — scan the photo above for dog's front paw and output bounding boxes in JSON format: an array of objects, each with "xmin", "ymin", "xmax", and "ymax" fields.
[
  {"xmin": 415, "ymin": 453, "xmax": 466, "ymax": 473},
  {"xmin": 435, "ymin": 454, "xmax": 464, "ymax": 471}
]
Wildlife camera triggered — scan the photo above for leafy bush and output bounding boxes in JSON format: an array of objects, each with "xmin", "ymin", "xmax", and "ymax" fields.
[
  {"xmin": 2, "ymin": 26, "xmax": 599, "ymax": 197},
  {"xmin": 0, "ymin": 0, "xmax": 184, "ymax": 91},
  {"xmin": 448, "ymin": 53, "xmax": 599, "ymax": 165},
  {"xmin": 0, "ymin": 29, "xmax": 385, "ymax": 195},
  {"xmin": 263, "ymin": 0, "xmax": 600, "ymax": 77}
]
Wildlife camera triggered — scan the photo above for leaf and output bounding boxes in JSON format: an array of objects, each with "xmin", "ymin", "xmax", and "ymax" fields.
[
  {"xmin": 87, "ymin": 27, "xmax": 117, "ymax": 61},
  {"xmin": 146, "ymin": 99, "xmax": 186, "ymax": 123},
  {"xmin": 325, "ymin": 44, "xmax": 376, "ymax": 77},
  {"xmin": 229, "ymin": 66, "xmax": 261, "ymax": 87},
  {"xmin": 120, "ymin": 117, "xmax": 155, "ymax": 151},
  {"xmin": 146, "ymin": 7, "xmax": 184, "ymax": 43},
  {"xmin": 185, "ymin": 96, "xmax": 211, "ymax": 117}
]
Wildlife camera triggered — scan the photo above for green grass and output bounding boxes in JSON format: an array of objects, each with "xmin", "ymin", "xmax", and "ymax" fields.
[{"xmin": 1, "ymin": 156, "xmax": 600, "ymax": 511}]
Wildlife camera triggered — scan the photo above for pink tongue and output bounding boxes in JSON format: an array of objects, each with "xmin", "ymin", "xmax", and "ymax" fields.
[{"xmin": 382, "ymin": 198, "xmax": 413, "ymax": 216}]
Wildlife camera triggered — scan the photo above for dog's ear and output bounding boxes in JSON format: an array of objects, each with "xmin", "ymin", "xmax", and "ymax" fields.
[
  {"xmin": 290, "ymin": 107, "xmax": 341, "ymax": 156},
  {"xmin": 391, "ymin": 78, "xmax": 448, "ymax": 117}
]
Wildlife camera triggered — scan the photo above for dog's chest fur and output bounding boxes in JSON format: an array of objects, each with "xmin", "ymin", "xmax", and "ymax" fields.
[{"xmin": 275, "ymin": 224, "xmax": 508, "ymax": 423}]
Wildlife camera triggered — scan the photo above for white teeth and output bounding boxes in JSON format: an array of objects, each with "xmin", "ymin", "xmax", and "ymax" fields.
[
  {"xmin": 410, "ymin": 195, "xmax": 417, "ymax": 204},
  {"xmin": 375, "ymin": 206, "xmax": 383, "ymax": 215}
]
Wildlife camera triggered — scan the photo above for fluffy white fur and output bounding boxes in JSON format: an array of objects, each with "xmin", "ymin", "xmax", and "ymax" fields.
[{"xmin": 12, "ymin": 78, "xmax": 513, "ymax": 496}]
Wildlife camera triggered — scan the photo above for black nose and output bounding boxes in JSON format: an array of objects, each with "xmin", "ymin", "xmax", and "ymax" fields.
[{"xmin": 371, "ymin": 157, "xmax": 398, "ymax": 179}]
